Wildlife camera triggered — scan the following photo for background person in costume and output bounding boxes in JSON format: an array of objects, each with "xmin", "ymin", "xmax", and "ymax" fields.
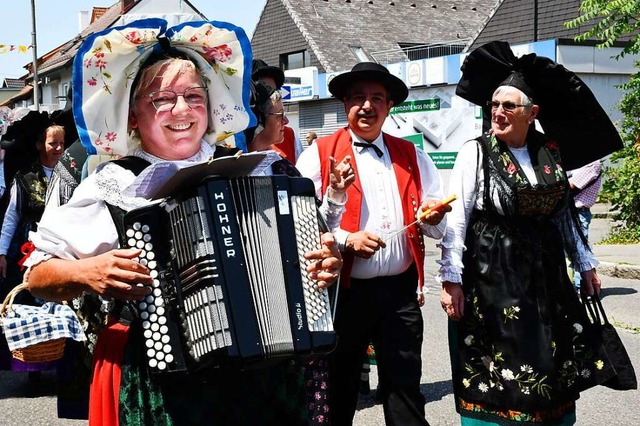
[
  {"xmin": 439, "ymin": 41, "xmax": 623, "ymax": 425},
  {"xmin": 23, "ymin": 19, "xmax": 342, "ymax": 426},
  {"xmin": 0, "ymin": 119, "xmax": 65, "ymax": 376},
  {"xmin": 244, "ymin": 79, "xmax": 355, "ymax": 425},
  {"xmin": 245, "ymin": 80, "xmax": 354, "ymax": 207},
  {"xmin": 252, "ymin": 58, "xmax": 304, "ymax": 163},
  {"xmin": 296, "ymin": 61, "xmax": 449, "ymax": 426},
  {"xmin": 568, "ymin": 159, "xmax": 603, "ymax": 292}
]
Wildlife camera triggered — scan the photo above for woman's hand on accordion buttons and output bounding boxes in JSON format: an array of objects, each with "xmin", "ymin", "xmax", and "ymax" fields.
[
  {"xmin": 81, "ymin": 248, "xmax": 153, "ymax": 300},
  {"xmin": 304, "ymin": 232, "xmax": 342, "ymax": 289}
]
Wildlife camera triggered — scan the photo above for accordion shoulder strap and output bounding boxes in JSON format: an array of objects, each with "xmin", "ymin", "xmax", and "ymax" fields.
[
  {"xmin": 213, "ymin": 146, "xmax": 241, "ymax": 158},
  {"xmin": 110, "ymin": 156, "xmax": 152, "ymax": 176}
]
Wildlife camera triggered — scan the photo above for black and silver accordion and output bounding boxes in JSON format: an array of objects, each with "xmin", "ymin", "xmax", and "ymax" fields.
[{"xmin": 120, "ymin": 175, "xmax": 336, "ymax": 374}]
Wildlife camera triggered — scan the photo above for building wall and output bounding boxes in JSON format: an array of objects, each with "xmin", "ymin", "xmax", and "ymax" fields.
[
  {"xmin": 0, "ymin": 89, "xmax": 23, "ymax": 104},
  {"xmin": 251, "ymin": 0, "xmax": 323, "ymax": 72},
  {"xmin": 114, "ymin": 0, "xmax": 203, "ymax": 26}
]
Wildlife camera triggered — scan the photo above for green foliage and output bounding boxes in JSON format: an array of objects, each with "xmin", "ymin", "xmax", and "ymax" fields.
[
  {"xmin": 566, "ymin": 1, "xmax": 640, "ymax": 243},
  {"xmin": 565, "ymin": 0, "xmax": 640, "ymax": 57},
  {"xmin": 603, "ymin": 71, "xmax": 640, "ymax": 243}
]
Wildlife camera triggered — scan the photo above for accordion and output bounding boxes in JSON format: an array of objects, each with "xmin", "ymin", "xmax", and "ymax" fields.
[{"xmin": 120, "ymin": 175, "xmax": 336, "ymax": 374}]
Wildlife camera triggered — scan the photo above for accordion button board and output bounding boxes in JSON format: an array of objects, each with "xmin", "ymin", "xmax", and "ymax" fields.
[{"xmin": 121, "ymin": 175, "xmax": 337, "ymax": 374}]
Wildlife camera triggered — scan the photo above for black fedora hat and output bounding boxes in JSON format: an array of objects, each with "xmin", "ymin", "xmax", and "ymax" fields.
[
  {"xmin": 252, "ymin": 59, "xmax": 285, "ymax": 89},
  {"xmin": 329, "ymin": 62, "xmax": 408, "ymax": 105}
]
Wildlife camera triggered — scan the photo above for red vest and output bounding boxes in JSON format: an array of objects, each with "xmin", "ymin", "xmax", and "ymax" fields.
[
  {"xmin": 316, "ymin": 128, "xmax": 426, "ymax": 289},
  {"xmin": 272, "ymin": 126, "xmax": 297, "ymax": 163}
]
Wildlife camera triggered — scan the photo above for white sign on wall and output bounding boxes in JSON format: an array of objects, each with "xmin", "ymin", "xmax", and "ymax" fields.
[{"xmin": 284, "ymin": 67, "xmax": 319, "ymax": 101}]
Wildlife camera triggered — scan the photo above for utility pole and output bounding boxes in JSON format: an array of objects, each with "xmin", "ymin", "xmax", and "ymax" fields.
[{"xmin": 31, "ymin": 0, "xmax": 39, "ymax": 111}]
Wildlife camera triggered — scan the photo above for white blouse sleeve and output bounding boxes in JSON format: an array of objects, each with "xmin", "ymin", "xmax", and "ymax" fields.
[
  {"xmin": 557, "ymin": 210, "xmax": 599, "ymax": 272},
  {"xmin": 415, "ymin": 147, "xmax": 447, "ymax": 239},
  {"xmin": 25, "ymin": 172, "xmax": 120, "ymax": 266},
  {"xmin": 437, "ymin": 140, "xmax": 482, "ymax": 284},
  {"xmin": 0, "ymin": 184, "xmax": 19, "ymax": 255},
  {"xmin": 24, "ymin": 162, "xmax": 150, "ymax": 269}
]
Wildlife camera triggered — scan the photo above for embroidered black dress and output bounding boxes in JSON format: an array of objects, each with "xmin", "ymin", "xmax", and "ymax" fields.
[{"xmin": 449, "ymin": 132, "xmax": 603, "ymax": 424}]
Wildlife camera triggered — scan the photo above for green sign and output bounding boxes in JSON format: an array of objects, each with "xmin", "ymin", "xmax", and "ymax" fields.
[
  {"xmin": 402, "ymin": 133, "xmax": 423, "ymax": 150},
  {"xmin": 428, "ymin": 152, "xmax": 457, "ymax": 169}
]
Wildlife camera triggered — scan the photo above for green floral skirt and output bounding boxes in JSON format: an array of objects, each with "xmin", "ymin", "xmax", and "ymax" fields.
[{"xmin": 118, "ymin": 322, "xmax": 309, "ymax": 426}]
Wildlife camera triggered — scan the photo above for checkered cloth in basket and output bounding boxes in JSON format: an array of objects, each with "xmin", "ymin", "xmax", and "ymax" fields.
[{"xmin": 2, "ymin": 302, "xmax": 86, "ymax": 351}]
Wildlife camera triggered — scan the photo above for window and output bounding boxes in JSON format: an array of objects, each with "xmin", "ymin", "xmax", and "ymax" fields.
[
  {"xmin": 61, "ymin": 83, "xmax": 70, "ymax": 108},
  {"xmin": 280, "ymin": 50, "xmax": 310, "ymax": 71},
  {"xmin": 398, "ymin": 42, "xmax": 466, "ymax": 61},
  {"xmin": 349, "ymin": 46, "xmax": 370, "ymax": 62}
]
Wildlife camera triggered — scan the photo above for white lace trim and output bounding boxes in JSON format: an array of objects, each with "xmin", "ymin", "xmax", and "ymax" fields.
[
  {"xmin": 22, "ymin": 250, "xmax": 53, "ymax": 283},
  {"xmin": 94, "ymin": 163, "xmax": 148, "ymax": 212},
  {"xmin": 94, "ymin": 142, "xmax": 216, "ymax": 211}
]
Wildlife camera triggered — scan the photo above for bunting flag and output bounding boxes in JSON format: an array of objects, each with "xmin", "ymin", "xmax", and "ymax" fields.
[{"xmin": 0, "ymin": 44, "xmax": 33, "ymax": 54}]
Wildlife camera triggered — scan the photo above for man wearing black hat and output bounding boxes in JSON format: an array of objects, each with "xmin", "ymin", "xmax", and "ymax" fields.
[
  {"xmin": 251, "ymin": 59, "xmax": 303, "ymax": 163},
  {"xmin": 297, "ymin": 62, "xmax": 449, "ymax": 425}
]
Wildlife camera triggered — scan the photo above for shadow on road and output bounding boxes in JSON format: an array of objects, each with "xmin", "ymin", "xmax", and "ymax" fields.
[
  {"xmin": 421, "ymin": 379, "xmax": 453, "ymax": 403},
  {"xmin": 356, "ymin": 378, "xmax": 454, "ymax": 411},
  {"xmin": 601, "ymin": 287, "xmax": 638, "ymax": 298},
  {"xmin": 0, "ymin": 370, "xmax": 57, "ymax": 399}
]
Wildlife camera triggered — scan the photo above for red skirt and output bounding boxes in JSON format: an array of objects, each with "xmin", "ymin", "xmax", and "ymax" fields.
[{"xmin": 88, "ymin": 322, "xmax": 130, "ymax": 426}]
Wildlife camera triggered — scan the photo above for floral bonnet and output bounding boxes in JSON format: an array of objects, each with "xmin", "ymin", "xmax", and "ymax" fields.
[{"xmin": 72, "ymin": 18, "xmax": 256, "ymax": 157}]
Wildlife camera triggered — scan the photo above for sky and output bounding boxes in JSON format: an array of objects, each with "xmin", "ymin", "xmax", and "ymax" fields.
[{"xmin": 0, "ymin": 0, "xmax": 265, "ymax": 81}]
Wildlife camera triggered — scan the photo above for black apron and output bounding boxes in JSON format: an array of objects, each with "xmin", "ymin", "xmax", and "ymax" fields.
[{"xmin": 451, "ymin": 132, "xmax": 600, "ymax": 414}]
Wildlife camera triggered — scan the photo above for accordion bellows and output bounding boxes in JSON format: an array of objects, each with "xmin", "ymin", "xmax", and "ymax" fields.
[{"xmin": 121, "ymin": 176, "xmax": 336, "ymax": 373}]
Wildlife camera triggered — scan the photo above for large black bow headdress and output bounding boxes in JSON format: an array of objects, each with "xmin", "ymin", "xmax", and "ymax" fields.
[
  {"xmin": 1, "ymin": 107, "xmax": 77, "ymax": 186},
  {"xmin": 456, "ymin": 41, "xmax": 623, "ymax": 169}
]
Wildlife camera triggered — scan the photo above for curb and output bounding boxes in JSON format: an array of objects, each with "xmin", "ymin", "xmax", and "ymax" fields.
[{"xmin": 598, "ymin": 261, "xmax": 640, "ymax": 280}]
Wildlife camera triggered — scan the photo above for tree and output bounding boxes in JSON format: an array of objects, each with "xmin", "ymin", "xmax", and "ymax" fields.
[
  {"xmin": 566, "ymin": 0, "xmax": 640, "ymax": 242},
  {"xmin": 565, "ymin": 0, "xmax": 640, "ymax": 56}
]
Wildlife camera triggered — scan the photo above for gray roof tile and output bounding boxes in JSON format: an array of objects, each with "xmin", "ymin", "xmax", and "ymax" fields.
[
  {"xmin": 471, "ymin": 0, "xmax": 608, "ymax": 49},
  {"xmin": 253, "ymin": 0, "xmax": 500, "ymax": 73}
]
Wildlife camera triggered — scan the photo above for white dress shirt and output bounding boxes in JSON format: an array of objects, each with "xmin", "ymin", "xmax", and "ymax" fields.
[{"xmin": 296, "ymin": 129, "xmax": 446, "ymax": 279}]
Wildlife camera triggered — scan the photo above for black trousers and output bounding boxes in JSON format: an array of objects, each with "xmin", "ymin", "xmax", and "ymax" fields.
[{"xmin": 329, "ymin": 265, "xmax": 429, "ymax": 426}]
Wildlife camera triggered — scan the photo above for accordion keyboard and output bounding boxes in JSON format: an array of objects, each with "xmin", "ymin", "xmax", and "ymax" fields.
[
  {"xmin": 125, "ymin": 221, "xmax": 175, "ymax": 371},
  {"xmin": 291, "ymin": 195, "xmax": 333, "ymax": 332}
]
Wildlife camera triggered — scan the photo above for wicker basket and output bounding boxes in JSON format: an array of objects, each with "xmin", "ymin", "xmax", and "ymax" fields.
[{"xmin": 1, "ymin": 283, "xmax": 66, "ymax": 363}]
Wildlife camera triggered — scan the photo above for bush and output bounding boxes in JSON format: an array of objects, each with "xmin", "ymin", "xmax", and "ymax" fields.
[{"xmin": 600, "ymin": 72, "xmax": 640, "ymax": 243}]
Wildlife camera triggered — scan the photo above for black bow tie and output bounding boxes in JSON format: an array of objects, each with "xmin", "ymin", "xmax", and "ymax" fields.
[{"xmin": 353, "ymin": 141, "xmax": 383, "ymax": 158}]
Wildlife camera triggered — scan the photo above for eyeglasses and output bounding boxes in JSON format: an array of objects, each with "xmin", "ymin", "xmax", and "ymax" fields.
[
  {"xmin": 487, "ymin": 100, "xmax": 531, "ymax": 111},
  {"xmin": 137, "ymin": 86, "xmax": 208, "ymax": 112},
  {"xmin": 267, "ymin": 112, "xmax": 287, "ymax": 122}
]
